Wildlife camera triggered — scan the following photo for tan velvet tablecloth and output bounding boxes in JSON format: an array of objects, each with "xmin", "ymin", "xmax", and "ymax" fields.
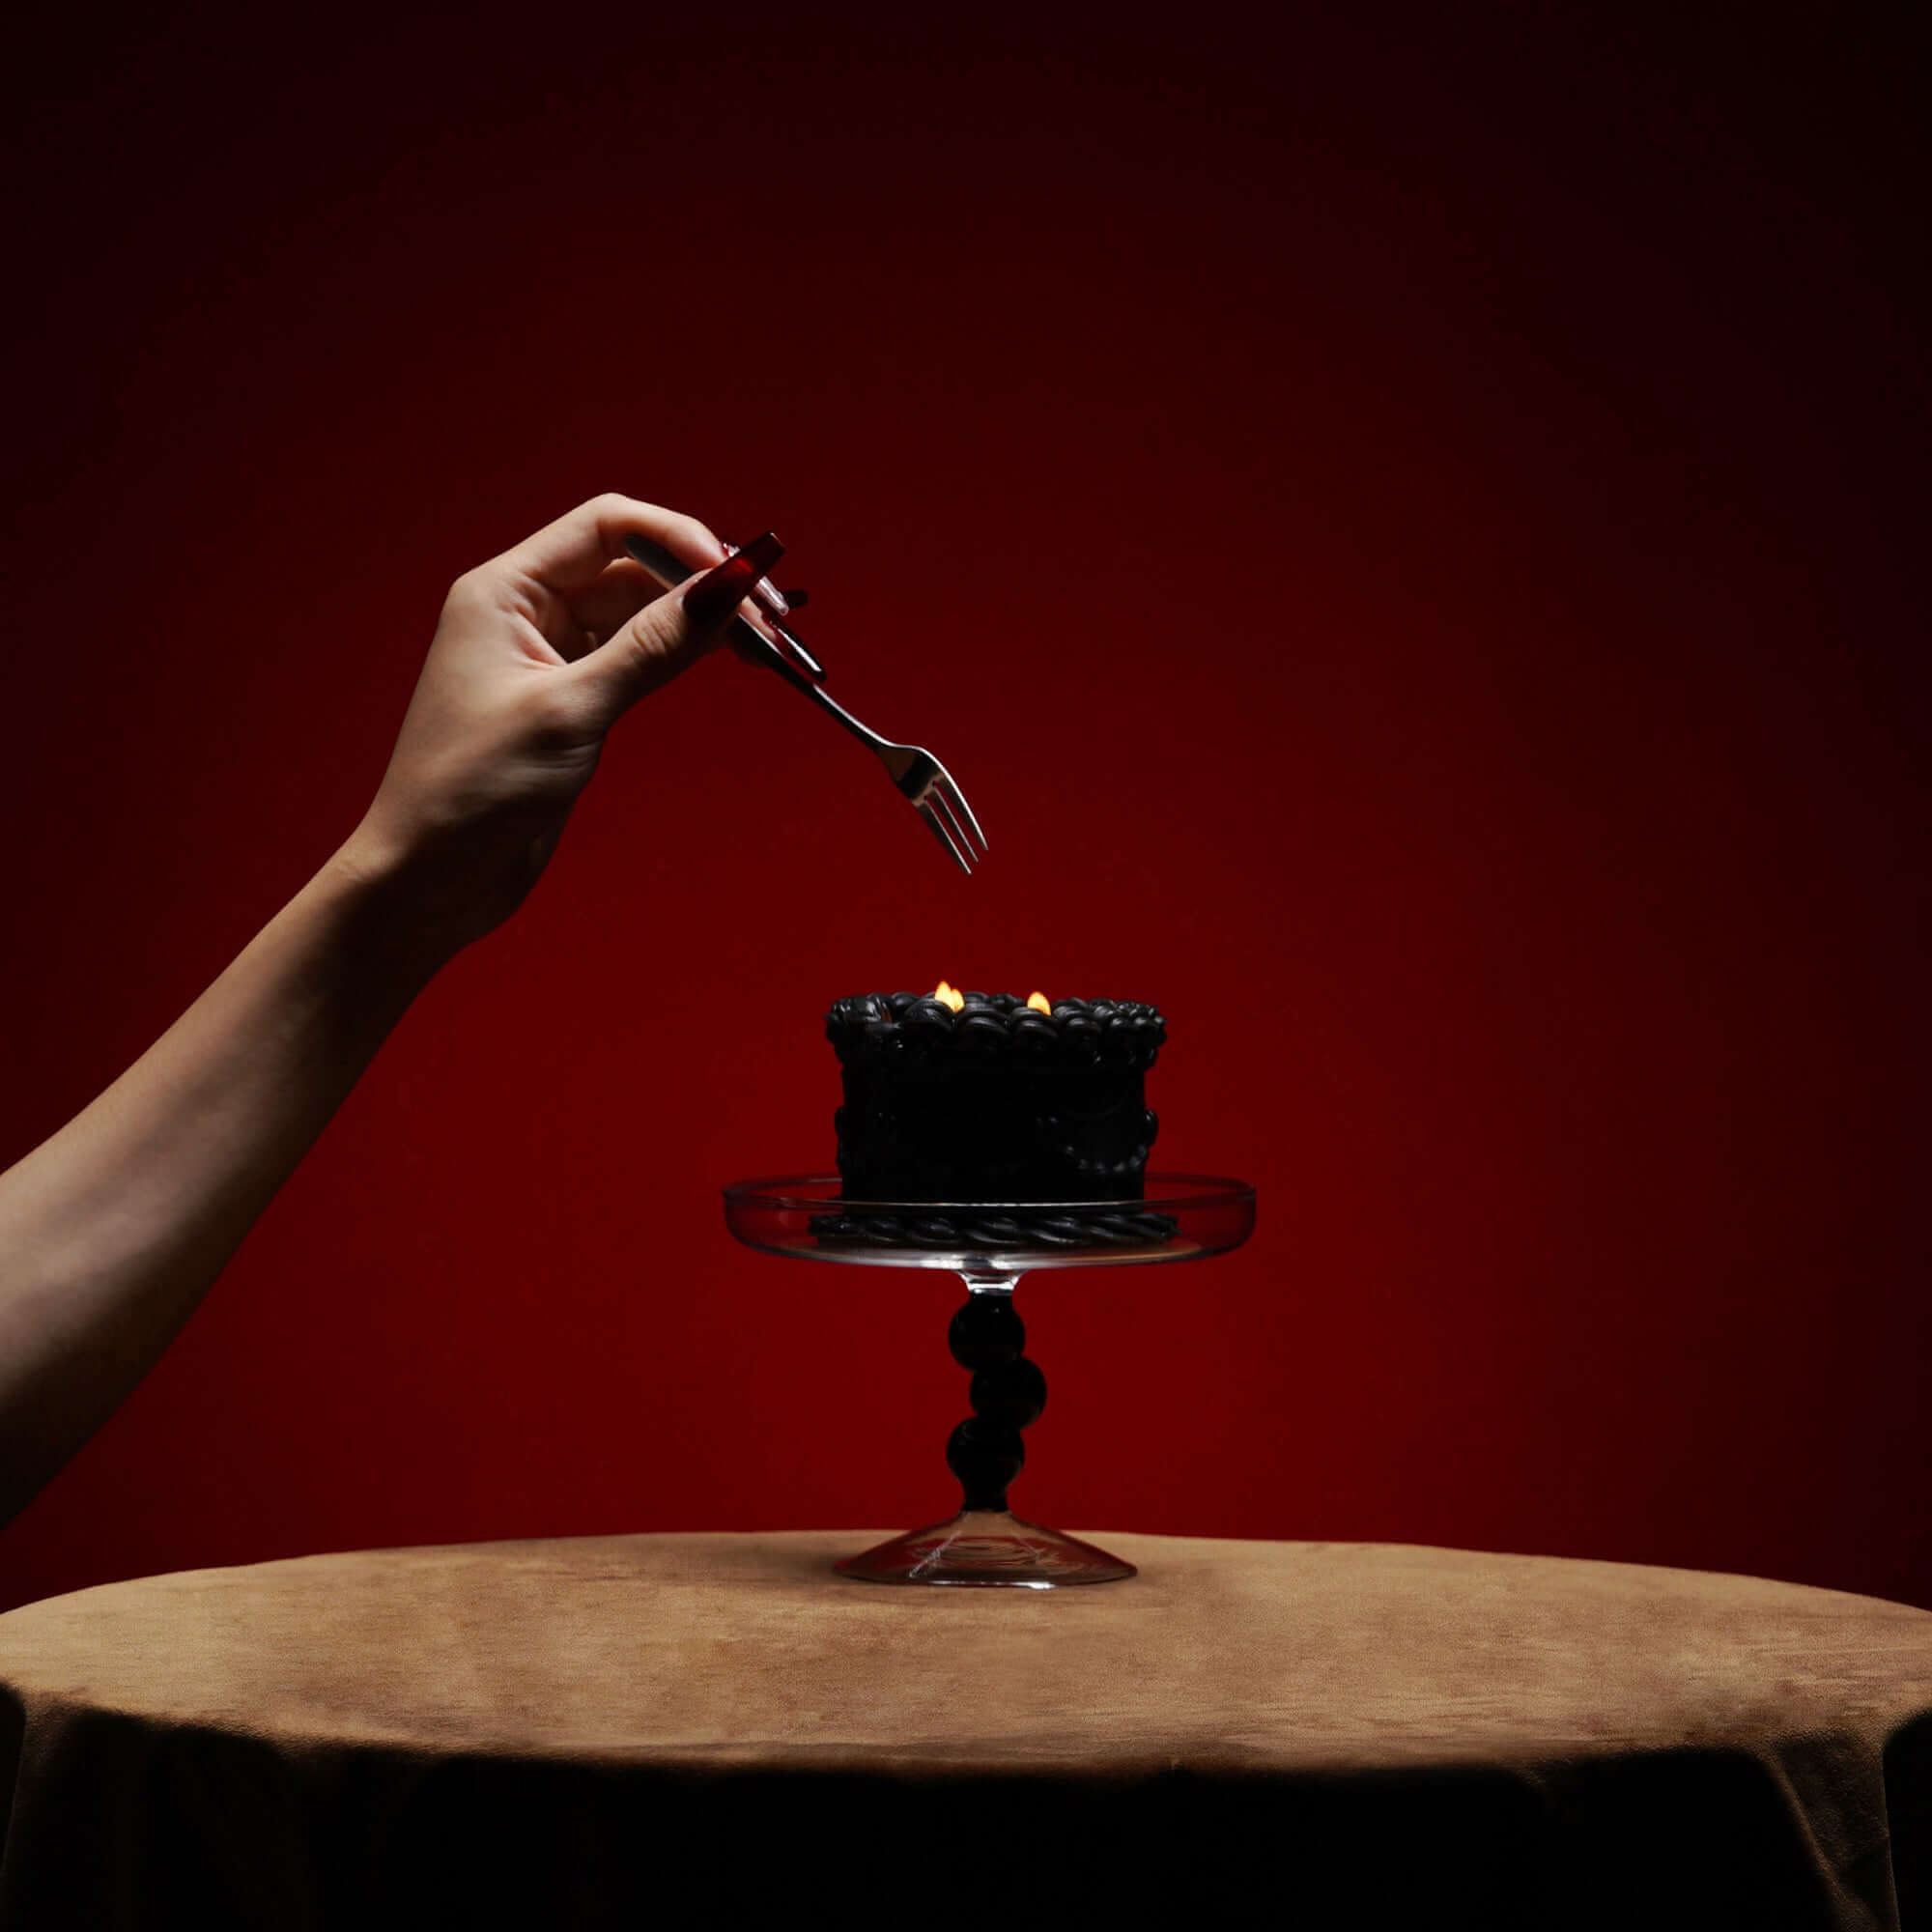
[{"xmin": 2, "ymin": 1531, "xmax": 1930, "ymax": 1929}]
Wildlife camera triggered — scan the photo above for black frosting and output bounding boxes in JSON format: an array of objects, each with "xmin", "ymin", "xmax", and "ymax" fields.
[
  {"xmin": 826, "ymin": 992, "xmax": 1165, "ymax": 1208},
  {"xmin": 808, "ymin": 1205, "xmax": 1179, "ymax": 1250},
  {"xmin": 825, "ymin": 991, "xmax": 1166, "ymax": 1072}
]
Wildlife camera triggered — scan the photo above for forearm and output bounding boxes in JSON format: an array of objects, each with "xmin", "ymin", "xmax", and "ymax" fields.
[{"xmin": 0, "ymin": 843, "xmax": 447, "ymax": 1522}]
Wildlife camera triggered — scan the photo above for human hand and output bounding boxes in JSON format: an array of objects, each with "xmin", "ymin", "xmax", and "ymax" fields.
[{"xmin": 337, "ymin": 495, "xmax": 779, "ymax": 957}]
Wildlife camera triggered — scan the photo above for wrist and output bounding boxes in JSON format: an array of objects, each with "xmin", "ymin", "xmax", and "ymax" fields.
[{"xmin": 318, "ymin": 826, "xmax": 469, "ymax": 998}]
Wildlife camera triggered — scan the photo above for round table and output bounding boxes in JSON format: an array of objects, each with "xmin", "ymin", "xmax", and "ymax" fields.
[{"xmin": 2, "ymin": 1532, "xmax": 1928, "ymax": 1929}]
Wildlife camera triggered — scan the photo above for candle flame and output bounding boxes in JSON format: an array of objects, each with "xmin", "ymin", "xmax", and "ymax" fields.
[{"xmin": 927, "ymin": 981, "xmax": 1049, "ymax": 1015}]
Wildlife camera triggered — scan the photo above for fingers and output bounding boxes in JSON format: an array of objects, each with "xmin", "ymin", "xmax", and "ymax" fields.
[
  {"xmin": 554, "ymin": 558, "xmax": 661, "ymax": 659},
  {"xmin": 493, "ymin": 494, "xmax": 725, "ymax": 600},
  {"xmin": 569, "ymin": 535, "xmax": 783, "ymax": 724}
]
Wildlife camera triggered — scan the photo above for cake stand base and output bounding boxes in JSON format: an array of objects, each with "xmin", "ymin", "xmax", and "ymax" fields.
[{"xmin": 834, "ymin": 1510, "xmax": 1137, "ymax": 1588}]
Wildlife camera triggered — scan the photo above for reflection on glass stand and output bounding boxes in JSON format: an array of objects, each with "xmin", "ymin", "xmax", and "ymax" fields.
[{"xmin": 723, "ymin": 1175, "xmax": 1256, "ymax": 1588}]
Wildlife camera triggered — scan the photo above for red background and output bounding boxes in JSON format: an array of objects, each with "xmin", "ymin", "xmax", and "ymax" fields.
[{"xmin": 2, "ymin": 6, "xmax": 1925, "ymax": 1612}]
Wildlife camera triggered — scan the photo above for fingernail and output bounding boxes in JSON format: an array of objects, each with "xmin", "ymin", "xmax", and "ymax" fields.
[
  {"xmin": 736, "ymin": 530, "xmax": 784, "ymax": 578},
  {"xmin": 681, "ymin": 532, "xmax": 784, "ymax": 630}
]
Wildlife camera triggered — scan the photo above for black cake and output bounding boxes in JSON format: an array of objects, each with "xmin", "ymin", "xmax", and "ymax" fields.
[{"xmin": 825, "ymin": 989, "xmax": 1165, "ymax": 1204}]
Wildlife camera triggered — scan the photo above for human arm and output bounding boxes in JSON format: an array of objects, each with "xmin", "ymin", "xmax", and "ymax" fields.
[{"xmin": 0, "ymin": 495, "xmax": 771, "ymax": 1525}]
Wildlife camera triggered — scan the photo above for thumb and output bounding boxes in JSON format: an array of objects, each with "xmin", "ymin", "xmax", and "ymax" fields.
[{"xmin": 571, "ymin": 531, "xmax": 785, "ymax": 724}]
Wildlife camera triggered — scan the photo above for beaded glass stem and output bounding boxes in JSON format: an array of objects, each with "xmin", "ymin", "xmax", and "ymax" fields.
[{"xmin": 723, "ymin": 1176, "xmax": 1256, "ymax": 1587}]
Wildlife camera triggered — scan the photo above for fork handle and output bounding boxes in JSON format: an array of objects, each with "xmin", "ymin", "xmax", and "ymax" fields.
[
  {"xmin": 784, "ymin": 675, "xmax": 895, "ymax": 755},
  {"xmin": 624, "ymin": 535, "xmax": 892, "ymax": 753},
  {"xmin": 738, "ymin": 635, "xmax": 896, "ymax": 755}
]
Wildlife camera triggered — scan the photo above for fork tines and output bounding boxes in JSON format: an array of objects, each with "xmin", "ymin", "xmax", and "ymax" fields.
[{"xmin": 915, "ymin": 768, "xmax": 988, "ymax": 876}]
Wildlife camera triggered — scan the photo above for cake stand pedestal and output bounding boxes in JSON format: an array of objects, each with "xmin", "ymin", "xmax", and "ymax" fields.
[{"xmin": 723, "ymin": 1175, "xmax": 1256, "ymax": 1588}]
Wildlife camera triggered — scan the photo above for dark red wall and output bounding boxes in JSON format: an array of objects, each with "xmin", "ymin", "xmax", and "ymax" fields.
[{"xmin": 2, "ymin": 6, "xmax": 1925, "ymax": 1612}]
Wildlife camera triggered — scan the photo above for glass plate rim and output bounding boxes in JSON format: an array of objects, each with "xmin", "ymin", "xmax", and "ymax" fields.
[{"xmin": 721, "ymin": 1171, "xmax": 1255, "ymax": 1214}]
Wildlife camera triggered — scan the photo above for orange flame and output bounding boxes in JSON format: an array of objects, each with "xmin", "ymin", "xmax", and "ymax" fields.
[
  {"xmin": 932, "ymin": 979, "xmax": 965, "ymax": 1012},
  {"xmin": 1027, "ymin": 991, "xmax": 1051, "ymax": 1014}
]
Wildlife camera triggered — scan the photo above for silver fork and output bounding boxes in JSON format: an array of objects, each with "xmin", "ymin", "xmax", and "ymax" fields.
[{"xmin": 624, "ymin": 534, "xmax": 988, "ymax": 874}]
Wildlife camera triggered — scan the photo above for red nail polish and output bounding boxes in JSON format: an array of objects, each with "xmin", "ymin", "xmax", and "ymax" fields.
[
  {"xmin": 682, "ymin": 532, "xmax": 784, "ymax": 630},
  {"xmin": 736, "ymin": 530, "xmax": 784, "ymax": 578}
]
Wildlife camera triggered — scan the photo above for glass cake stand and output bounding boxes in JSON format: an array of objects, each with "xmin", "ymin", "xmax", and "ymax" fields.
[{"xmin": 723, "ymin": 1174, "xmax": 1256, "ymax": 1587}]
